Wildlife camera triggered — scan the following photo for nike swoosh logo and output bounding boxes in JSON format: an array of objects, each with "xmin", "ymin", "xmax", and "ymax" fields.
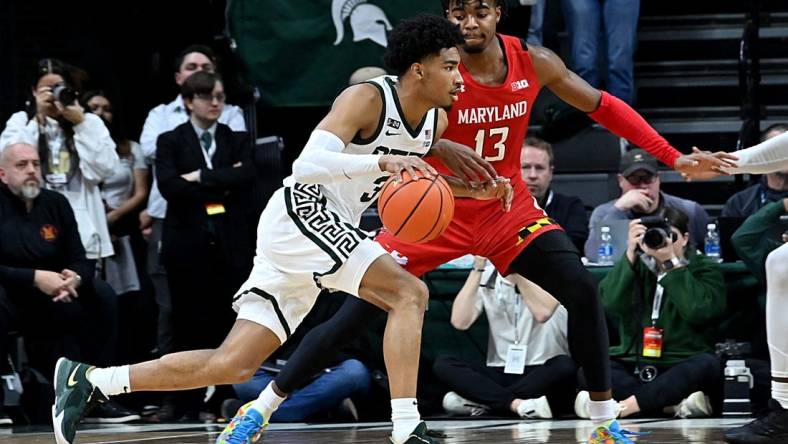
[
  {"xmin": 385, "ymin": 130, "xmax": 400, "ymax": 136},
  {"xmin": 67, "ymin": 366, "xmax": 80, "ymax": 387}
]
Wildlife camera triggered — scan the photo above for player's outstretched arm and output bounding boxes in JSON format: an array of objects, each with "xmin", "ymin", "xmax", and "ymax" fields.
[
  {"xmin": 722, "ymin": 131, "xmax": 788, "ymax": 174},
  {"xmin": 291, "ymin": 84, "xmax": 387, "ymax": 185},
  {"xmin": 529, "ymin": 45, "xmax": 736, "ymax": 177},
  {"xmin": 429, "ymin": 109, "xmax": 499, "ymax": 185}
]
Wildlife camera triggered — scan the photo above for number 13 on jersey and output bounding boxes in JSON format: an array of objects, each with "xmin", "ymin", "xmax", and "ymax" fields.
[{"xmin": 474, "ymin": 126, "xmax": 509, "ymax": 161}]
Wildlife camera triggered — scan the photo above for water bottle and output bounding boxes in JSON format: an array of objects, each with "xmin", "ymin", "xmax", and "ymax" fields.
[
  {"xmin": 598, "ymin": 226, "xmax": 614, "ymax": 265},
  {"xmin": 722, "ymin": 359, "xmax": 753, "ymax": 416},
  {"xmin": 705, "ymin": 223, "xmax": 722, "ymax": 262}
]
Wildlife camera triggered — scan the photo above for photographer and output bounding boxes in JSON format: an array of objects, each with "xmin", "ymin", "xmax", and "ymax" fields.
[
  {"xmin": 594, "ymin": 207, "xmax": 726, "ymax": 418},
  {"xmin": 0, "ymin": 58, "xmax": 118, "ymax": 261}
]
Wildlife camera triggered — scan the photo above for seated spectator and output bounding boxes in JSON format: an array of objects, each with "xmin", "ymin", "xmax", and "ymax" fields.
[
  {"xmin": 522, "ymin": 137, "xmax": 588, "ymax": 251},
  {"xmin": 228, "ymin": 292, "xmax": 371, "ymax": 422},
  {"xmin": 434, "ymin": 255, "xmax": 576, "ymax": 419},
  {"xmin": 83, "ymin": 90, "xmax": 150, "ymax": 295},
  {"xmin": 0, "ymin": 58, "xmax": 119, "ymax": 262},
  {"xmin": 585, "ymin": 149, "xmax": 709, "ymax": 258},
  {"xmin": 580, "ymin": 207, "xmax": 725, "ymax": 419},
  {"xmin": 0, "ymin": 141, "xmax": 136, "ymax": 424},
  {"xmin": 722, "ymin": 124, "xmax": 788, "ymax": 218}
]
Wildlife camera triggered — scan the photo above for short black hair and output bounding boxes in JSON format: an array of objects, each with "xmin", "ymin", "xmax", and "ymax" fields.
[
  {"xmin": 441, "ymin": 0, "xmax": 506, "ymax": 15},
  {"xmin": 761, "ymin": 123, "xmax": 788, "ymax": 141},
  {"xmin": 174, "ymin": 44, "xmax": 217, "ymax": 73},
  {"xmin": 384, "ymin": 14, "xmax": 464, "ymax": 76},
  {"xmin": 181, "ymin": 71, "xmax": 222, "ymax": 100}
]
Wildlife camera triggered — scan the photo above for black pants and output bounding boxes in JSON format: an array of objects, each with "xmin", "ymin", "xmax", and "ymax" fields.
[
  {"xmin": 507, "ymin": 230, "xmax": 611, "ymax": 392},
  {"xmin": 147, "ymin": 218, "xmax": 172, "ymax": 355},
  {"xmin": 606, "ymin": 353, "xmax": 722, "ymax": 414},
  {"xmin": 0, "ymin": 279, "xmax": 117, "ymax": 402},
  {"xmin": 432, "ymin": 355, "xmax": 577, "ymax": 414}
]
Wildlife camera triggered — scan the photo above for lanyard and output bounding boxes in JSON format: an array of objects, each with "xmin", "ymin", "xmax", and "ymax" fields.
[
  {"xmin": 498, "ymin": 280, "xmax": 522, "ymax": 344},
  {"xmin": 651, "ymin": 273, "xmax": 666, "ymax": 325}
]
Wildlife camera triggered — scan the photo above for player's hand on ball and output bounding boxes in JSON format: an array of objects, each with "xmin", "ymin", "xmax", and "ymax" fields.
[{"xmin": 380, "ymin": 155, "xmax": 438, "ymax": 180}]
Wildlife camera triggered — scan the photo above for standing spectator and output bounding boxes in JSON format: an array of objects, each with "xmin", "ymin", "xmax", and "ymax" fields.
[
  {"xmin": 155, "ymin": 71, "xmax": 255, "ymax": 418},
  {"xmin": 434, "ymin": 255, "xmax": 576, "ymax": 419},
  {"xmin": 522, "ymin": 137, "xmax": 588, "ymax": 251},
  {"xmin": 561, "ymin": 0, "xmax": 640, "ymax": 105},
  {"xmin": 83, "ymin": 90, "xmax": 150, "ymax": 295},
  {"xmin": 0, "ymin": 141, "xmax": 137, "ymax": 424},
  {"xmin": 0, "ymin": 58, "xmax": 119, "ymax": 261},
  {"xmin": 722, "ymin": 124, "xmax": 788, "ymax": 218},
  {"xmin": 580, "ymin": 207, "xmax": 725, "ymax": 419},
  {"xmin": 138, "ymin": 44, "xmax": 246, "ymax": 369},
  {"xmin": 585, "ymin": 149, "xmax": 709, "ymax": 258}
]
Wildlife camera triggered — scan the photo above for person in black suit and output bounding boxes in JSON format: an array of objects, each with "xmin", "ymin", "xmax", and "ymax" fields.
[
  {"xmin": 155, "ymin": 71, "xmax": 255, "ymax": 417},
  {"xmin": 521, "ymin": 137, "xmax": 589, "ymax": 251}
]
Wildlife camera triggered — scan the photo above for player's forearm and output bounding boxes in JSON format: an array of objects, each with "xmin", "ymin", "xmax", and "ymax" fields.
[
  {"xmin": 292, "ymin": 130, "xmax": 383, "ymax": 184},
  {"xmin": 588, "ymin": 91, "xmax": 682, "ymax": 168},
  {"xmin": 724, "ymin": 131, "xmax": 788, "ymax": 174}
]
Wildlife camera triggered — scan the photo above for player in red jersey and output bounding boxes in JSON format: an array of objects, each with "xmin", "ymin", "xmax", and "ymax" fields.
[{"xmin": 228, "ymin": 3, "xmax": 734, "ymax": 443}]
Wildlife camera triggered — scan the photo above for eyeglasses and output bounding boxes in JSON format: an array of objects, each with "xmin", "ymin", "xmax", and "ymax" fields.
[
  {"xmin": 625, "ymin": 172, "xmax": 657, "ymax": 186},
  {"xmin": 194, "ymin": 93, "xmax": 226, "ymax": 103}
]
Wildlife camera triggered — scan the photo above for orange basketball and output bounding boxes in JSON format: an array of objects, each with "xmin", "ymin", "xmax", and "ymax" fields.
[{"xmin": 378, "ymin": 170, "xmax": 454, "ymax": 244}]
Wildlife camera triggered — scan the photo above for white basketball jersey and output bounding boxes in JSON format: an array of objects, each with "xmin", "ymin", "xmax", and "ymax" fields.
[{"xmin": 285, "ymin": 75, "xmax": 439, "ymax": 225}]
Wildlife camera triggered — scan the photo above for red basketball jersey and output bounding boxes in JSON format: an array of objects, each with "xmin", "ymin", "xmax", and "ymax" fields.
[{"xmin": 429, "ymin": 34, "xmax": 541, "ymax": 183}]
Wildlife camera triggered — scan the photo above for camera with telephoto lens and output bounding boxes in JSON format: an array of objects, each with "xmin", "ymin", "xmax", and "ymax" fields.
[
  {"xmin": 51, "ymin": 84, "xmax": 77, "ymax": 105},
  {"xmin": 639, "ymin": 215, "xmax": 676, "ymax": 249}
]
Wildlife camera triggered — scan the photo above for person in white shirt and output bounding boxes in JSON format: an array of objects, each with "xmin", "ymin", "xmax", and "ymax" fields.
[
  {"xmin": 434, "ymin": 255, "xmax": 575, "ymax": 420},
  {"xmin": 138, "ymin": 45, "xmax": 246, "ymax": 372},
  {"xmin": 0, "ymin": 58, "xmax": 118, "ymax": 261}
]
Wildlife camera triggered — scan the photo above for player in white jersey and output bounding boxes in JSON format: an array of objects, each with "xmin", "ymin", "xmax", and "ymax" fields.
[
  {"xmin": 51, "ymin": 15, "xmax": 511, "ymax": 444},
  {"xmin": 721, "ymin": 131, "xmax": 788, "ymax": 443}
]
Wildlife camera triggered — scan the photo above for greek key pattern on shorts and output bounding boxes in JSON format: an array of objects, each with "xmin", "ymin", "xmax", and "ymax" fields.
[{"xmin": 286, "ymin": 184, "xmax": 368, "ymax": 287}]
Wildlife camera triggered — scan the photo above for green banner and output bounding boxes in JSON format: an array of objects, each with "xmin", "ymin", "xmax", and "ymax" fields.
[{"xmin": 228, "ymin": 0, "xmax": 442, "ymax": 107}]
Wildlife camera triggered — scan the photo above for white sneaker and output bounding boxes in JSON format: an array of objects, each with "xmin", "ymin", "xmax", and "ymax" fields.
[
  {"xmin": 442, "ymin": 391, "xmax": 490, "ymax": 416},
  {"xmin": 574, "ymin": 391, "xmax": 624, "ymax": 419},
  {"xmin": 674, "ymin": 391, "xmax": 712, "ymax": 418},
  {"xmin": 516, "ymin": 395, "xmax": 553, "ymax": 419}
]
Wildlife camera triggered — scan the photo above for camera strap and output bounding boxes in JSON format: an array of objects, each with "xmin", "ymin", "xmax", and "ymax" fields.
[{"xmin": 651, "ymin": 277, "xmax": 665, "ymax": 324}]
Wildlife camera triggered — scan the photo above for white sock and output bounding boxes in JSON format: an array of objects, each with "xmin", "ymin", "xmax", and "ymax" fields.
[
  {"xmin": 391, "ymin": 398, "xmax": 421, "ymax": 444},
  {"xmin": 250, "ymin": 382, "xmax": 286, "ymax": 420},
  {"xmin": 86, "ymin": 365, "xmax": 130, "ymax": 396},
  {"xmin": 766, "ymin": 244, "xmax": 788, "ymax": 410},
  {"xmin": 588, "ymin": 399, "xmax": 618, "ymax": 425}
]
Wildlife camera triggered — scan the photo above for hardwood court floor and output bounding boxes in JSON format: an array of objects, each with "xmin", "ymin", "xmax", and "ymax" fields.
[{"xmin": 0, "ymin": 418, "xmax": 753, "ymax": 443}]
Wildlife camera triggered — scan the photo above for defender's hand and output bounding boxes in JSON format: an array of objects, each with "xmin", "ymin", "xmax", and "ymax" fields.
[
  {"xmin": 431, "ymin": 140, "xmax": 498, "ymax": 186},
  {"xmin": 379, "ymin": 155, "xmax": 438, "ymax": 179},
  {"xmin": 676, "ymin": 147, "xmax": 738, "ymax": 180},
  {"xmin": 468, "ymin": 177, "xmax": 513, "ymax": 212}
]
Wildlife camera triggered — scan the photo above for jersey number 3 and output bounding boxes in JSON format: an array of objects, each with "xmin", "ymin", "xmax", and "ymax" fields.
[{"xmin": 474, "ymin": 127, "xmax": 509, "ymax": 161}]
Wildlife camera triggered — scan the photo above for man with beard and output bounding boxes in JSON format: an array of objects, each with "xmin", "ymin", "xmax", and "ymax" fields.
[
  {"xmin": 0, "ymin": 141, "xmax": 110, "ymax": 424},
  {"xmin": 585, "ymin": 149, "xmax": 710, "ymax": 258}
]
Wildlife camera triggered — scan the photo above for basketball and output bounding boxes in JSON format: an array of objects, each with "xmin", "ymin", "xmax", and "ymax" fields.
[{"xmin": 378, "ymin": 170, "xmax": 454, "ymax": 244}]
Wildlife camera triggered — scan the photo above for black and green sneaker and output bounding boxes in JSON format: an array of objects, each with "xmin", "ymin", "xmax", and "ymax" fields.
[
  {"xmin": 388, "ymin": 422, "xmax": 441, "ymax": 444},
  {"xmin": 52, "ymin": 357, "xmax": 108, "ymax": 444}
]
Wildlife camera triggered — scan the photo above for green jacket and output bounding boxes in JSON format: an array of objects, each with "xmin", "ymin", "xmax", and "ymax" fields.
[
  {"xmin": 600, "ymin": 251, "xmax": 727, "ymax": 365},
  {"xmin": 731, "ymin": 200, "xmax": 787, "ymax": 284}
]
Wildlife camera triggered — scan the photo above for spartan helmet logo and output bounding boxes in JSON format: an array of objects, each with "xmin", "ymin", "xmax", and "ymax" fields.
[{"xmin": 332, "ymin": 0, "xmax": 393, "ymax": 47}]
